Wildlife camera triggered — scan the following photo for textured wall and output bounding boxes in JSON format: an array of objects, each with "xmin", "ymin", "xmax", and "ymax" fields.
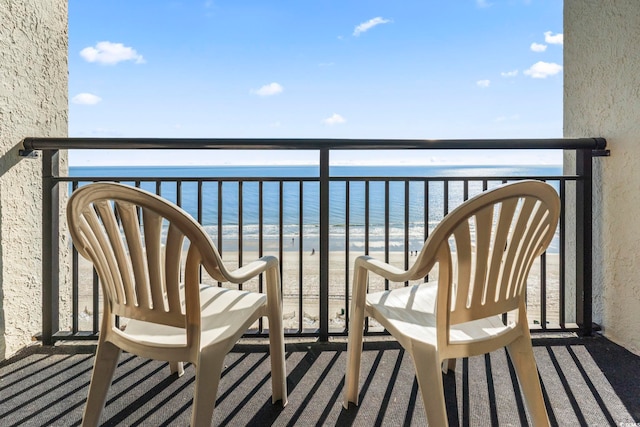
[
  {"xmin": 565, "ymin": 1, "xmax": 640, "ymax": 355},
  {"xmin": 0, "ymin": 0, "xmax": 68, "ymax": 358}
]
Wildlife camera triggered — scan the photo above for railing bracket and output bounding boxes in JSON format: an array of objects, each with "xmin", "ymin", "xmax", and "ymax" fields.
[
  {"xmin": 19, "ymin": 149, "xmax": 39, "ymax": 158},
  {"xmin": 592, "ymin": 149, "xmax": 610, "ymax": 157}
]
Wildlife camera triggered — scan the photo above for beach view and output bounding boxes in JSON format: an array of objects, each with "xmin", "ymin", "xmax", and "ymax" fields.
[
  {"xmin": 70, "ymin": 164, "xmax": 564, "ymax": 333},
  {"xmin": 66, "ymin": 0, "xmax": 565, "ymax": 335}
]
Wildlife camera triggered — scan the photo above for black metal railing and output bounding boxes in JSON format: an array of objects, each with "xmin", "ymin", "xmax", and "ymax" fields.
[{"xmin": 21, "ymin": 137, "xmax": 608, "ymax": 344}]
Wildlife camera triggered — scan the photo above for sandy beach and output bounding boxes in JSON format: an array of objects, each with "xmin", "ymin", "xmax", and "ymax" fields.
[{"xmin": 74, "ymin": 248, "xmax": 561, "ymax": 333}]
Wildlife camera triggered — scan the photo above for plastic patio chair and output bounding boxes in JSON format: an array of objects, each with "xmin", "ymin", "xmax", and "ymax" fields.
[
  {"xmin": 67, "ymin": 182, "xmax": 287, "ymax": 426},
  {"xmin": 344, "ymin": 180, "xmax": 559, "ymax": 426}
]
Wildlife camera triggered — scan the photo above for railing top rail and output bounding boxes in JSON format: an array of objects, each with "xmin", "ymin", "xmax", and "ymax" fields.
[{"xmin": 21, "ymin": 137, "xmax": 606, "ymax": 152}]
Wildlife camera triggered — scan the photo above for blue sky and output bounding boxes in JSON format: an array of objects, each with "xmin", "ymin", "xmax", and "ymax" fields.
[{"xmin": 69, "ymin": 0, "xmax": 564, "ymax": 166}]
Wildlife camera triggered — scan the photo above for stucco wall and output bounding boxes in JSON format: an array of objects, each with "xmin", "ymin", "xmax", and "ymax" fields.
[
  {"xmin": 565, "ymin": 1, "xmax": 640, "ymax": 355},
  {"xmin": 0, "ymin": 0, "xmax": 68, "ymax": 358}
]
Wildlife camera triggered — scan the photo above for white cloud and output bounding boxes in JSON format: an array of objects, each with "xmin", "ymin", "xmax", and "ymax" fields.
[
  {"xmin": 476, "ymin": 0, "xmax": 492, "ymax": 8},
  {"xmin": 501, "ymin": 70, "xmax": 518, "ymax": 78},
  {"xmin": 544, "ymin": 31, "xmax": 563, "ymax": 45},
  {"xmin": 353, "ymin": 17, "xmax": 391, "ymax": 36},
  {"xmin": 530, "ymin": 42, "xmax": 547, "ymax": 52},
  {"xmin": 323, "ymin": 113, "xmax": 346, "ymax": 125},
  {"xmin": 80, "ymin": 41, "xmax": 145, "ymax": 65},
  {"xmin": 252, "ymin": 82, "xmax": 284, "ymax": 96},
  {"xmin": 524, "ymin": 61, "xmax": 563, "ymax": 78},
  {"xmin": 72, "ymin": 93, "xmax": 102, "ymax": 105},
  {"xmin": 476, "ymin": 79, "xmax": 490, "ymax": 88}
]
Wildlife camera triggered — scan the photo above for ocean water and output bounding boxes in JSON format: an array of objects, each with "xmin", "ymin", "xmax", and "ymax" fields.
[{"xmin": 70, "ymin": 165, "xmax": 562, "ymax": 253}]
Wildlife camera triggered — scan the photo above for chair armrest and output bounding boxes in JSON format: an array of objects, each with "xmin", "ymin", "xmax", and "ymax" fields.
[
  {"xmin": 225, "ymin": 255, "xmax": 279, "ymax": 284},
  {"xmin": 355, "ymin": 255, "xmax": 411, "ymax": 283},
  {"xmin": 355, "ymin": 247, "xmax": 439, "ymax": 285}
]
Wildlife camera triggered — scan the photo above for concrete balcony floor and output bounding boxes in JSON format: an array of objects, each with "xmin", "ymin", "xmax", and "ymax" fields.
[{"xmin": 1, "ymin": 334, "xmax": 638, "ymax": 426}]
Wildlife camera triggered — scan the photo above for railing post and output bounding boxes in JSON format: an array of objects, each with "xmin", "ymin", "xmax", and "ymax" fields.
[
  {"xmin": 319, "ymin": 148, "xmax": 330, "ymax": 342},
  {"xmin": 42, "ymin": 149, "xmax": 60, "ymax": 345},
  {"xmin": 575, "ymin": 148, "xmax": 593, "ymax": 336}
]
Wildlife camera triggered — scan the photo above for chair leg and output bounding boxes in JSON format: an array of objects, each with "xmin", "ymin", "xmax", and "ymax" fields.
[
  {"xmin": 412, "ymin": 342, "xmax": 448, "ymax": 427},
  {"xmin": 82, "ymin": 340, "xmax": 122, "ymax": 427},
  {"xmin": 506, "ymin": 335, "xmax": 550, "ymax": 427},
  {"xmin": 169, "ymin": 361, "xmax": 184, "ymax": 377},
  {"xmin": 442, "ymin": 358, "xmax": 457, "ymax": 374},
  {"xmin": 191, "ymin": 349, "xmax": 226, "ymax": 427},
  {"xmin": 266, "ymin": 265, "xmax": 287, "ymax": 406},
  {"xmin": 343, "ymin": 265, "xmax": 368, "ymax": 408}
]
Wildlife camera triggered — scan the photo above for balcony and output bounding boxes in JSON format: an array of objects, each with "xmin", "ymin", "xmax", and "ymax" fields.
[
  {"xmin": 2, "ymin": 1, "xmax": 639, "ymax": 424},
  {"xmin": 1, "ymin": 336, "xmax": 639, "ymax": 425},
  {"xmin": 10, "ymin": 137, "xmax": 639, "ymax": 425}
]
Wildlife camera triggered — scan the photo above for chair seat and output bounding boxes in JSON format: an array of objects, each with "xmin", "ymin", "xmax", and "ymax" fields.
[
  {"xmin": 366, "ymin": 283, "xmax": 514, "ymax": 346},
  {"xmin": 123, "ymin": 285, "xmax": 267, "ymax": 347}
]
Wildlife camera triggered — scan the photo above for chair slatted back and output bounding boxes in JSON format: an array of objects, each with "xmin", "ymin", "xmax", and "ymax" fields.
[
  {"xmin": 68, "ymin": 183, "xmax": 225, "ymax": 329},
  {"xmin": 420, "ymin": 181, "xmax": 560, "ymax": 326}
]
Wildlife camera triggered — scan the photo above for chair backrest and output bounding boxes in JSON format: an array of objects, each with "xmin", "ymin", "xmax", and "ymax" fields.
[
  {"xmin": 416, "ymin": 180, "xmax": 560, "ymax": 328},
  {"xmin": 67, "ymin": 182, "xmax": 228, "ymax": 330}
]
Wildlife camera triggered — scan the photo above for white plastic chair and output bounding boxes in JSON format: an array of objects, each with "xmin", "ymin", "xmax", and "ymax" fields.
[
  {"xmin": 67, "ymin": 182, "xmax": 287, "ymax": 426},
  {"xmin": 344, "ymin": 180, "xmax": 559, "ymax": 426}
]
